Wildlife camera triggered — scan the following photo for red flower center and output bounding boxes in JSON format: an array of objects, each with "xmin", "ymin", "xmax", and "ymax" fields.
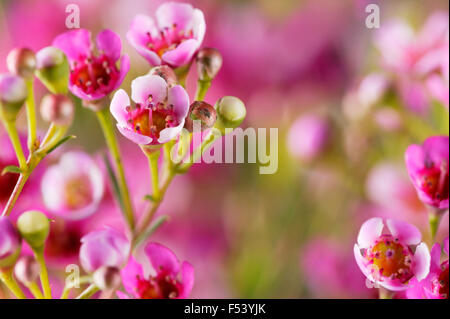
[
  {"xmin": 70, "ymin": 54, "xmax": 119, "ymax": 96},
  {"xmin": 45, "ymin": 220, "xmax": 82, "ymax": 259},
  {"xmin": 434, "ymin": 261, "xmax": 449, "ymax": 299},
  {"xmin": 365, "ymin": 234, "xmax": 414, "ymax": 283},
  {"xmin": 146, "ymin": 24, "xmax": 194, "ymax": 58},
  {"xmin": 417, "ymin": 162, "xmax": 449, "ymax": 202},
  {"xmin": 136, "ymin": 270, "xmax": 182, "ymax": 299}
]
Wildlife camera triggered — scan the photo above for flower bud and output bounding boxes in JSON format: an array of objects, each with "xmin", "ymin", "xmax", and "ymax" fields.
[
  {"xmin": 35, "ymin": 46, "xmax": 69, "ymax": 94},
  {"xmin": 148, "ymin": 66, "xmax": 178, "ymax": 87},
  {"xmin": 0, "ymin": 73, "xmax": 27, "ymax": 121},
  {"xmin": 214, "ymin": 96, "xmax": 246, "ymax": 134},
  {"xmin": 16, "ymin": 211, "xmax": 50, "ymax": 250},
  {"xmin": 14, "ymin": 255, "xmax": 40, "ymax": 285},
  {"xmin": 92, "ymin": 266, "xmax": 121, "ymax": 291},
  {"xmin": 0, "ymin": 217, "xmax": 22, "ymax": 269},
  {"xmin": 6, "ymin": 48, "xmax": 36, "ymax": 79},
  {"xmin": 185, "ymin": 101, "xmax": 217, "ymax": 132},
  {"xmin": 40, "ymin": 94, "xmax": 74, "ymax": 126},
  {"xmin": 196, "ymin": 48, "xmax": 223, "ymax": 82}
]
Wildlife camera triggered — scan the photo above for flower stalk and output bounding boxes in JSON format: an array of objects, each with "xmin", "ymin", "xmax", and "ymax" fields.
[
  {"xmin": 0, "ymin": 269, "xmax": 27, "ymax": 299},
  {"xmin": 25, "ymin": 79, "xmax": 38, "ymax": 151}
]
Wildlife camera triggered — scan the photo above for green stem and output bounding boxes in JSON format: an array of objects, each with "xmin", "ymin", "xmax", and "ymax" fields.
[
  {"xmin": 96, "ymin": 108, "xmax": 135, "ymax": 231},
  {"xmin": 0, "ymin": 269, "xmax": 27, "ymax": 299},
  {"xmin": 1, "ymin": 172, "xmax": 29, "ymax": 217},
  {"xmin": 195, "ymin": 80, "xmax": 211, "ymax": 101},
  {"xmin": 378, "ymin": 287, "xmax": 394, "ymax": 299},
  {"xmin": 25, "ymin": 79, "xmax": 38, "ymax": 151},
  {"xmin": 147, "ymin": 150, "xmax": 161, "ymax": 201},
  {"xmin": 178, "ymin": 132, "xmax": 219, "ymax": 172},
  {"xmin": 27, "ymin": 282, "xmax": 44, "ymax": 299},
  {"xmin": 429, "ymin": 212, "xmax": 441, "ymax": 243},
  {"xmin": 34, "ymin": 248, "xmax": 52, "ymax": 299},
  {"xmin": 60, "ymin": 275, "xmax": 92, "ymax": 299},
  {"xmin": 2, "ymin": 119, "xmax": 27, "ymax": 169},
  {"xmin": 76, "ymin": 284, "xmax": 99, "ymax": 299}
]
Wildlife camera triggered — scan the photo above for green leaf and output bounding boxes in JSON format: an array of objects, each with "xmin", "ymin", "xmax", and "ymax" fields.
[
  {"xmin": 103, "ymin": 154, "xmax": 126, "ymax": 219},
  {"xmin": 134, "ymin": 215, "xmax": 169, "ymax": 249},
  {"xmin": 46, "ymin": 135, "xmax": 76, "ymax": 155},
  {"xmin": 143, "ymin": 194, "xmax": 155, "ymax": 202},
  {"xmin": 1, "ymin": 165, "xmax": 22, "ymax": 175}
]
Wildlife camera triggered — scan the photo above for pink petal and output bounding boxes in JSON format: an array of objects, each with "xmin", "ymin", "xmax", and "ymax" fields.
[
  {"xmin": 444, "ymin": 237, "xmax": 449, "ymax": 256},
  {"xmin": 413, "ymin": 243, "xmax": 431, "ymax": 281},
  {"xmin": 53, "ymin": 29, "xmax": 92, "ymax": 61},
  {"xmin": 423, "ymin": 136, "xmax": 449, "ymax": 166},
  {"xmin": 117, "ymin": 125, "xmax": 152, "ymax": 145},
  {"xmin": 127, "ymin": 15, "xmax": 162, "ymax": 66},
  {"xmin": 131, "ymin": 74, "xmax": 167, "ymax": 105},
  {"xmin": 156, "ymin": 2, "xmax": 195, "ymax": 31},
  {"xmin": 179, "ymin": 261, "xmax": 194, "ymax": 298},
  {"xmin": 357, "ymin": 217, "xmax": 384, "ymax": 248},
  {"xmin": 379, "ymin": 279, "xmax": 409, "ymax": 292},
  {"xmin": 353, "ymin": 244, "xmax": 374, "ymax": 282},
  {"xmin": 121, "ymin": 257, "xmax": 144, "ymax": 296},
  {"xmin": 115, "ymin": 55, "xmax": 130, "ymax": 91},
  {"xmin": 158, "ymin": 120, "xmax": 185, "ymax": 144},
  {"xmin": 192, "ymin": 9, "xmax": 206, "ymax": 43},
  {"xmin": 405, "ymin": 144, "xmax": 425, "ymax": 176},
  {"xmin": 168, "ymin": 85, "xmax": 189, "ymax": 120},
  {"xmin": 145, "ymin": 242, "xmax": 180, "ymax": 275},
  {"xmin": 161, "ymin": 39, "xmax": 199, "ymax": 67},
  {"xmin": 430, "ymin": 243, "xmax": 442, "ymax": 272},
  {"xmin": 116, "ymin": 291, "xmax": 131, "ymax": 299},
  {"xmin": 110, "ymin": 89, "xmax": 130, "ymax": 125},
  {"xmin": 96, "ymin": 29, "xmax": 122, "ymax": 62},
  {"xmin": 68, "ymin": 81, "xmax": 105, "ymax": 101},
  {"xmin": 386, "ymin": 219, "xmax": 422, "ymax": 245}
]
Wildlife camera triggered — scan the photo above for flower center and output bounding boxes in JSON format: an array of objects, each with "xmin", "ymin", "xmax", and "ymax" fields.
[
  {"xmin": 0, "ymin": 160, "xmax": 19, "ymax": 201},
  {"xmin": 136, "ymin": 270, "xmax": 182, "ymax": 299},
  {"xmin": 44, "ymin": 220, "xmax": 82, "ymax": 259},
  {"xmin": 146, "ymin": 24, "xmax": 194, "ymax": 58},
  {"xmin": 365, "ymin": 234, "xmax": 414, "ymax": 283},
  {"xmin": 70, "ymin": 54, "xmax": 119, "ymax": 95},
  {"xmin": 432, "ymin": 261, "xmax": 449, "ymax": 299},
  {"xmin": 417, "ymin": 162, "xmax": 449, "ymax": 202},
  {"xmin": 64, "ymin": 175, "xmax": 93, "ymax": 210}
]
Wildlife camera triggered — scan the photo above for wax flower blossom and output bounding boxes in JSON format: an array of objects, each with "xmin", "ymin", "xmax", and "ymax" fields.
[
  {"xmin": 127, "ymin": 2, "xmax": 205, "ymax": 68},
  {"xmin": 41, "ymin": 152, "xmax": 104, "ymax": 220},
  {"xmin": 110, "ymin": 74, "xmax": 189, "ymax": 145},
  {"xmin": 354, "ymin": 218, "xmax": 431, "ymax": 291},
  {"xmin": 118, "ymin": 242, "xmax": 194, "ymax": 299},
  {"xmin": 79, "ymin": 228, "xmax": 130, "ymax": 273},
  {"xmin": 405, "ymin": 136, "xmax": 449, "ymax": 210},
  {"xmin": 52, "ymin": 29, "xmax": 129, "ymax": 101}
]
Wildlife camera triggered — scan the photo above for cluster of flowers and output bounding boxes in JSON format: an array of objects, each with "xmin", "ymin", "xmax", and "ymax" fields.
[{"xmin": 0, "ymin": 2, "xmax": 245, "ymax": 299}]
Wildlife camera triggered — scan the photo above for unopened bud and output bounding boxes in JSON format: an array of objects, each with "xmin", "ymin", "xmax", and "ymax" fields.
[
  {"xmin": 40, "ymin": 94, "xmax": 74, "ymax": 126},
  {"xmin": 185, "ymin": 101, "xmax": 217, "ymax": 132},
  {"xmin": 214, "ymin": 96, "xmax": 246, "ymax": 134},
  {"xmin": 35, "ymin": 47, "xmax": 69, "ymax": 94},
  {"xmin": 148, "ymin": 66, "xmax": 178, "ymax": 87},
  {"xmin": 14, "ymin": 255, "xmax": 40, "ymax": 285},
  {"xmin": 196, "ymin": 48, "xmax": 223, "ymax": 82},
  {"xmin": 0, "ymin": 217, "xmax": 22, "ymax": 269},
  {"xmin": 6, "ymin": 48, "xmax": 36, "ymax": 79},
  {"xmin": 0, "ymin": 74, "xmax": 27, "ymax": 121},
  {"xmin": 16, "ymin": 211, "xmax": 50, "ymax": 250},
  {"xmin": 92, "ymin": 266, "xmax": 121, "ymax": 291}
]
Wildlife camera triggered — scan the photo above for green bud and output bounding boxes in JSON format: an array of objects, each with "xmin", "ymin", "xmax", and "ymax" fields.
[
  {"xmin": 0, "ymin": 73, "xmax": 27, "ymax": 121},
  {"xmin": 196, "ymin": 48, "xmax": 223, "ymax": 82},
  {"xmin": 35, "ymin": 47, "xmax": 69, "ymax": 94},
  {"xmin": 185, "ymin": 101, "xmax": 217, "ymax": 132},
  {"xmin": 16, "ymin": 211, "xmax": 50, "ymax": 249},
  {"xmin": 214, "ymin": 96, "xmax": 246, "ymax": 134}
]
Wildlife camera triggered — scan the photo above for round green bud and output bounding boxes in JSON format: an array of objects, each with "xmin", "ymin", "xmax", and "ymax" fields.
[
  {"xmin": 16, "ymin": 211, "xmax": 50, "ymax": 249},
  {"xmin": 214, "ymin": 96, "xmax": 246, "ymax": 134},
  {"xmin": 0, "ymin": 73, "xmax": 27, "ymax": 121},
  {"xmin": 35, "ymin": 47, "xmax": 69, "ymax": 94}
]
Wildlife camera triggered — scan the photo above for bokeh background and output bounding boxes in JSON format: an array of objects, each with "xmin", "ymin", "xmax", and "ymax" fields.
[{"xmin": 1, "ymin": 0, "xmax": 449, "ymax": 298}]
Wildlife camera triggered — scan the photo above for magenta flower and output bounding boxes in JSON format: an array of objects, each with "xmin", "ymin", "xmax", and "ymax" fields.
[
  {"xmin": 0, "ymin": 217, "xmax": 22, "ymax": 267},
  {"xmin": 354, "ymin": 217, "xmax": 431, "ymax": 291},
  {"xmin": 52, "ymin": 29, "xmax": 129, "ymax": 101},
  {"xmin": 110, "ymin": 74, "xmax": 189, "ymax": 145},
  {"xmin": 41, "ymin": 152, "xmax": 104, "ymax": 220},
  {"xmin": 405, "ymin": 136, "xmax": 449, "ymax": 210},
  {"xmin": 79, "ymin": 228, "xmax": 130, "ymax": 273},
  {"xmin": 127, "ymin": 2, "xmax": 205, "ymax": 67},
  {"xmin": 118, "ymin": 242, "xmax": 194, "ymax": 299}
]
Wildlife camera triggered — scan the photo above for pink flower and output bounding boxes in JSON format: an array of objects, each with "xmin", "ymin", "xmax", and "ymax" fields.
[
  {"xmin": 0, "ymin": 217, "xmax": 21, "ymax": 266},
  {"xmin": 405, "ymin": 136, "xmax": 449, "ymax": 210},
  {"xmin": 118, "ymin": 242, "xmax": 194, "ymax": 299},
  {"xmin": 354, "ymin": 217, "xmax": 431, "ymax": 291},
  {"xmin": 79, "ymin": 228, "xmax": 130, "ymax": 273},
  {"xmin": 286, "ymin": 114, "xmax": 330, "ymax": 161},
  {"xmin": 41, "ymin": 152, "xmax": 104, "ymax": 220},
  {"xmin": 127, "ymin": 2, "xmax": 205, "ymax": 68},
  {"xmin": 110, "ymin": 74, "xmax": 189, "ymax": 145},
  {"xmin": 52, "ymin": 29, "xmax": 130, "ymax": 101}
]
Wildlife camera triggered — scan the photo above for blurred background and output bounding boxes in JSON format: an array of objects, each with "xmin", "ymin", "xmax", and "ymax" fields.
[{"xmin": 1, "ymin": 0, "xmax": 449, "ymax": 298}]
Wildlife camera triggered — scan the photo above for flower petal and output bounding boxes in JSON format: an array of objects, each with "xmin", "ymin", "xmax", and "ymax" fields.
[
  {"xmin": 121, "ymin": 257, "xmax": 144, "ymax": 296},
  {"xmin": 127, "ymin": 15, "xmax": 162, "ymax": 66},
  {"xmin": 179, "ymin": 261, "xmax": 194, "ymax": 298},
  {"xmin": 161, "ymin": 39, "xmax": 199, "ymax": 67},
  {"xmin": 357, "ymin": 217, "xmax": 384, "ymax": 248},
  {"xmin": 444, "ymin": 236, "xmax": 449, "ymax": 256},
  {"xmin": 353, "ymin": 244, "xmax": 374, "ymax": 282},
  {"xmin": 115, "ymin": 54, "xmax": 130, "ymax": 91},
  {"xmin": 386, "ymin": 219, "xmax": 422, "ymax": 245},
  {"xmin": 192, "ymin": 9, "xmax": 206, "ymax": 43},
  {"xmin": 145, "ymin": 242, "xmax": 180, "ymax": 275},
  {"xmin": 413, "ymin": 242, "xmax": 431, "ymax": 281},
  {"xmin": 131, "ymin": 74, "xmax": 167, "ymax": 105},
  {"xmin": 430, "ymin": 243, "xmax": 442, "ymax": 272},
  {"xmin": 158, "ymin": 119, "xmax": 185, "ymax": 144},
  {"xmin": 117, "ymin": 125, "xmax": 152, "ymax": 145},
  {"xmin": 168, "ymin": 85, "xmax": 189, "ymax": 120},
  {"xmin": 96, "ymin": 29, "xmax": 122, "ymax": 62},
  {"xmin": 110, "ymin": 89, "xmax": 130, "ymax": 125},
  {"xmin": 53, "ymin": 29, "xmax": 92, "ymax": 61},
  {"xmin": 156, "ymin": 2, "xmax": 195, "ymax": 31}
]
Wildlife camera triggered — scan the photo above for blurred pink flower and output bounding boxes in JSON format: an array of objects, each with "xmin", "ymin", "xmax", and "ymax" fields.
[
  {"xmin": 127, "ymin": 2, "xmax": 205, "ymax": 68},
  {"xmin": 405, "ymin": 136, "xmax": 449, "ymax": 210},
  {"xmin": 79, "ymin": 228, "xmax": 130, "ymax": 273},
  {"xmin": 0, "ymin": 216, "xmax": 21, "ymax": 266},
  {"xmin": 110, "ymin": 74, "xmax": 189, "ymax": 145},
  {"xmin": 52, "ymin": 29, "xmax": 130, "ymax": 101},
  {"xmin": 41, "ymin": 151, "xmax": 104, "ymax": 220},
  {"xmin": 118, "ymin": 242, "xmax": 194, "ymax": 299},
  {"xmin": 354, "ymin": 217, "xmax": 430, "ymax": 291},
  {"xmin": 287, "ymin": 114, "xmax": 330, "ymax": 161}
]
